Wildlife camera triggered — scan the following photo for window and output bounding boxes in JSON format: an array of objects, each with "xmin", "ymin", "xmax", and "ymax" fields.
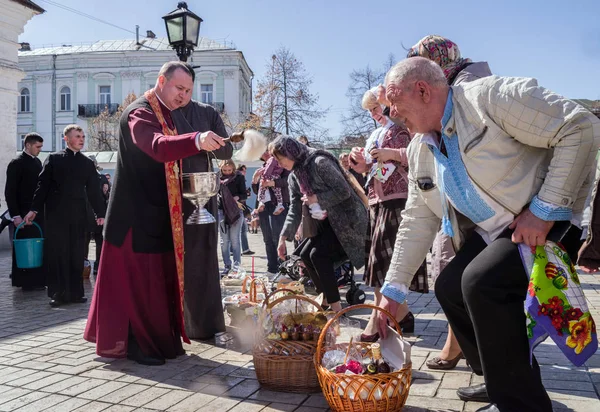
[
  {"xmin": 19, "ymin": 88, "xmax": 30, "ymax": 112},
  {"xmin": 20, "ymin": 134, "xmax": 27, "ymax": 150},
  {"xmin": 99, "ymin": 86, "xmax": 111, "ymax": 105},
  {"xmin": 60, "ymin": 86, "xmax": 71, "ymax": 111},
  {"xmin": 201, "ymin": 84, "xmax": 213, "ymax": 105}
]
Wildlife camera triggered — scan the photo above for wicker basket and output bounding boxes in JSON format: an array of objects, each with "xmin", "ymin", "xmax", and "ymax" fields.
[
  {"xmin": 227, "ymin": 278, "xmax": 267, "ymax": 326},
  {"xmin": 253, "ymin": 294, "xmax": 323, "ymax": 393},
  {"xmin": 315, "ymin": 304, "xmax": 412, "ymax": 412}
]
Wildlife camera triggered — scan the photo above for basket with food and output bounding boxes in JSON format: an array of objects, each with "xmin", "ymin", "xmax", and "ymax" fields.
[
  {"xmin": 223, "ymin": 277, "xmax": 267, "ymax": 327},
  {"xmin": 315, "ymin": 304, "xmax": 412, "ymax": 412},
  {"xmin": 253, "ymin": 294, "xmax": 329, "ymax": 393}
]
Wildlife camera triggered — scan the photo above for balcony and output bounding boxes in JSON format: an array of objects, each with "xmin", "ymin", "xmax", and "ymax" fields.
[
  {"xmin": 211, "ymin": 102, "xmax": 225, "ymax": 113},
  {"xmin": 78, "ymin": 103, "xmax": 120, "ymax": 118}
]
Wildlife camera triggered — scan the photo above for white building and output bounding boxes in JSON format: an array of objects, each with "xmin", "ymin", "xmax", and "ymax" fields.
[
  {"xmin": 16, "ymin": 36, "xmax": 253, "ymax": 152},
  {"xmin": 1, "ymin": 0, "xmax": 43, "ymax": 249}
]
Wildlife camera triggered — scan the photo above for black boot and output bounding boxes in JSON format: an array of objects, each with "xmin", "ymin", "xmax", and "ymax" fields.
[
  {"xmin": 399, "ymin": 311, "xmax": 415, "ymax": 334},
  {"xmin": 127, "ymin": 330, "xmax": 165, "ymax": 366}
]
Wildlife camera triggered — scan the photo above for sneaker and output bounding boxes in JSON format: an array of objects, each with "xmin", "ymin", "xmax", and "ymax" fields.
[
  {"xmin": 266, "ymin": 271, "xmax": 278, "ymax": 280},
  {"xmin": 221, "ymin": 267, "xmax": 231, "ymax": 276},
  {"xmin": 242, "ymin": 250, "xmax": 255, "ymax": 256}
]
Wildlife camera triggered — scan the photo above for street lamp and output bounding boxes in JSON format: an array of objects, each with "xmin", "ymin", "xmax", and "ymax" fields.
[{"xmin": 162, "ymin": 2, "xmax": 203, "ymax": 62}]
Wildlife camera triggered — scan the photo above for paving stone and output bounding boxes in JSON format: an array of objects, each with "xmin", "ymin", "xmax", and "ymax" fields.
[
  {"xmin": 77, "ymin": 381, "xmax": 128, "ymax": 400},
  {"xmin": 0, "ymin": 370, "xmax": 38, "ymax": 385},
  {"xmin": 120, "ymin": 387, "xmax": 172, "ymax": 408},
  {"xmin": 4, "ymin": 371, "xmax": 53, "ymax": 388},
  {"xmin": 0, "ymin": 388, "xmax": 32, "ymax": 406},
  {"xmin": 166, "ymin": 392, "xmax": 217, "ymax": 411},
  {"xmin": 50, "ymin": 397, "xmax": 91, "ymax": 412},
  {"xmin": 100, "ymin": 406, "xmax": 135, "ymax": 412},
  {"xmin": 542, "ymin": 378, "xmax": 596, "ymax": 392},
  {"xmin": 140, "ymin": 389, "xmax": 191, "ymax": 411},
  {"xmin": 38, "ymin": 376, "xmax": 89, "ymax": 393},
  {"xmin": 71, "ymin": 401, "xmax": 112, "ymax": 412},
  {"xmin": 407, "ymin": 378, "xmax": 441, "ymax": 397},
  {"xmin": 21, "ymin": 373, "xmax": 71, "ymax": 390},
  {"xmin": 58, "ymin": 378, "xmax": 107, "ymax": 396},
  {"xmin": 98, "ymin": 383, "xmax": 148, "ymax": 404},
  {"xmin": 439, "ymin": 373, "xmax": 471, "ymax": 390},
  {"xmin": 222, "ymin": 379, "xmax": 260, "ymax": 398},
  {"xmin": 227, "ymin": 400, "xmax": 268, "ymax": 412},
  {"xmin": 248, "ymin": 389, "xmax": 308, "ymax": 405},
  {"xmin": 404, "ymin": 395, "xmax": 464, "ymax": 411},
  {"xmin": 300, "ymin": 394, "xmax": 329, "ymax": 408},
  {"xmin": 0, "ymin": 390, "xmax": 48, "ymax": 412},
  {"xmin": 194, "ymin": 397, "xmax": 239, "ymax": 412},
  {"xmin": 10, "ymin": 393, "xmax": 70, "ymax": 412}
]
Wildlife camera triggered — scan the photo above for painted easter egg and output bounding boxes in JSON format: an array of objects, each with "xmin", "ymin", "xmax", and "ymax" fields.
[
  {"xmin": 552, "ymin": 276, "xmax": 568, "ymax": 290},
  {"xmin": 545, "ymin": 263, "xmax": 558, "ymax": 279}
]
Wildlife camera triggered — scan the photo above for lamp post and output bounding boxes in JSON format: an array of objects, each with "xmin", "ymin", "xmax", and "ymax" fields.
[{"xmin": 162, "ymin": 2, "xmax": 203, "ymax": 62}]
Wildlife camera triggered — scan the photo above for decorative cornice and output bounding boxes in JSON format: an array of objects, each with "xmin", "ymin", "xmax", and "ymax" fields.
[
  {"xmin": 35, "ymin": 74, "xmax": 52, "ymax": 83},
  {"xmin": 92, "ymin": 72, "xmax": 116, "ymax": 80},
  {"xmin": 121, "ymin": 71, "xmax": 142, "ymax": 80},
  {"xmin": 77, "ymin": 72, "xmax": 89, "ymax": 80}
]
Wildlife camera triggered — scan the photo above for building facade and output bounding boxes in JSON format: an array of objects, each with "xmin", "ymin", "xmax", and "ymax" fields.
[
  {"xmin": 1, "ymin": 0, "xmax": 43, "ymax": 249},
  {"xmin": 16, "ymin": 37, "xmax": 253, "ymax": 151}
]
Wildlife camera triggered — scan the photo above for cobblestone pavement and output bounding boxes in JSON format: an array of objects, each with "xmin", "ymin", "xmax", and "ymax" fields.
[{"xmin": 0, "ymin": 231, "xmax": 599, "ymax": 411}]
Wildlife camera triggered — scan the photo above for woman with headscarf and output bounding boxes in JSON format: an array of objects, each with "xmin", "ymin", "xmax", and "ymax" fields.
[
  {"xmin": 273, "ymin": 136, "xmax": 368, "ymax": 313},
  {"xmin": 405, "ymin": 34, "xmax": 493, "ymax": 370},
  {"xmin": 348, "ymin": 88, "xmax": 427, "ymax": 340}
]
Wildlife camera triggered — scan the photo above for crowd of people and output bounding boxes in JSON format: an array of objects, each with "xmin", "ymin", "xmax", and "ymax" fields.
[{"xmin": 4, "ymin": 33, "xmax": 600, "ymax": 412}]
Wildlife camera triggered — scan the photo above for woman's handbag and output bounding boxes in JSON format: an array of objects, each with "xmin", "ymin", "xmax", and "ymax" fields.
[{"xmin": 301, "ymin": 204, "xmax": 319, "ymax": 239}]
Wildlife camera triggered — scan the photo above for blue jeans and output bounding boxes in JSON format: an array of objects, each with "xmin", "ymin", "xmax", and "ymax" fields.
[
  {"xmin": 241, "ymin": 217, "xmax": 250, "ymax": 252},
  {"xmin": 219, "ymin": 210, "xmax": 243, "ymax": 269},
  {"xmin": 259, "ymin": 202, "xmax": 288, "ymax": 273}
]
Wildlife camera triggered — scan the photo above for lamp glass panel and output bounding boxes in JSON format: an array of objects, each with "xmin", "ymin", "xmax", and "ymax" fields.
[
  {"xmin": 185, "ymin": 17, "xmax": 200, "ymax": 46},
  {"xmin": 166, "ymin": 17, "xmax": 184, "ymax": 43}
]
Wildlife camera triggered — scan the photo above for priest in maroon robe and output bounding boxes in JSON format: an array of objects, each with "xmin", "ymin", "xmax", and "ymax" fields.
[{"xmin": 84, "ymin": 61, "xmax": 225, "ymax": 365}]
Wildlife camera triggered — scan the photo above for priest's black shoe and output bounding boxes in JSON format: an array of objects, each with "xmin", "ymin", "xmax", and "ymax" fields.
[
  {"xmin": 476, "ymin": 404, "xmax": 500, "ymax": 412},
  {"xmin": 71, "ymin": 297, "xmax": 88, "ymax": 304},
  {"xmin": 127, "ymin": 345, "xmax": 165, "ymax": 366},
  {"xmin": 49, "ymin": 299, "xmax": 63, "ymax": 307},
  {"xmin": 457, "ymin": 383, "xmax": 490, "ymax": 402},
  {"xmin": 127, "ymin": 334, "xmax": 165, "ymax": 366}
]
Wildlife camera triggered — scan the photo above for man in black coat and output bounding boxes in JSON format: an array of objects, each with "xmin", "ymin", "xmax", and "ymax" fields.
[
  {"xmin": 25, "ymin": 125, "xmax": 106, "ymax": 307},
  {"xmin": 4, "ymin": 132, "xmax": 46, "ymax": 290}
]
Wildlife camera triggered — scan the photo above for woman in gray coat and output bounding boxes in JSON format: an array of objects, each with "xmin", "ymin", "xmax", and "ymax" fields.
[{"xmin": 273, "ymin": 136, "xmax": 368, "ymax": 312}]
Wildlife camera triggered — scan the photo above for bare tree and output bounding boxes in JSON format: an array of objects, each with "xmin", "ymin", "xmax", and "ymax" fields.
[
  {"xmin": 340, "ymin": 54, "xmax": 397, "ymax": 139},
  {"xmin": 88, "ymin": 92, "xmax": 137, "ymax": 151},
  {"xmin": 254, "ymin": 46, "xmax": 327, "ymax": 139}
]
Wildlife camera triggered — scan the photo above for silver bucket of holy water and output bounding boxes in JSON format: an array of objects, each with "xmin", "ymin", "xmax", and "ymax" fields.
[{"xmin": 181, "ymin": 172, "xmax": 220, "ymax": 225}]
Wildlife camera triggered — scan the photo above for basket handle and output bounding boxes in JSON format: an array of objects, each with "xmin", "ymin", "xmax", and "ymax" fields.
[
  {"xmin": 248, "ymin": 278, "xmax": 267, "ymax": 303},
  {"xmin": 263, "ymin": 288, "xmax": 300, "ymax": 307},
  {"xmin": 14, "ymin": 221, "xmax": 43, "ymax": 240},
  {"xmin": 266, "ymin": 293, "xmax": 322, "ymax": 312},
  {"xmin": 242, "ymin": 275, "xmax": 258, "ymax": 293},
  {"xmin": 315, "ymin": 304, "xmax": 403, "ymax": 362}
]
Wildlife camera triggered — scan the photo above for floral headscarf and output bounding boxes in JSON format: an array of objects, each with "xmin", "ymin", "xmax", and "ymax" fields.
[
  {"xmin": 269, "ymin": 136, "xmax": 314, "ymax": 195},
  {"xmin": 407, "ymin": 35, "xmax": 472, "ymax": 84}
]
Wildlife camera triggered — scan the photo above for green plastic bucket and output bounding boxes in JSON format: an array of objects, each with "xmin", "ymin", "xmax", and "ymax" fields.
[{"xmin": 13, "ymin": 222, "xmax": 44, "ymax": 269}]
